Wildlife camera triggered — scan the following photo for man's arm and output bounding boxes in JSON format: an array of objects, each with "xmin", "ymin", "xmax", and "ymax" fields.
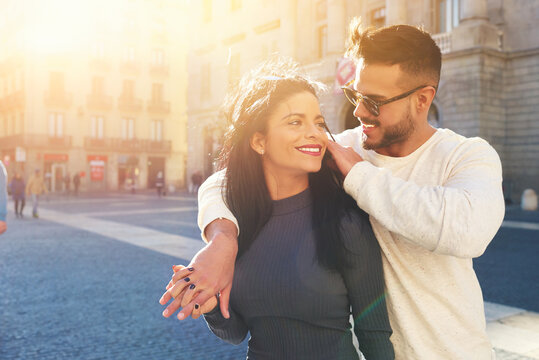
[
  {"xmin": 163, "ymin": 171, "xmax": 240, "ymax": 319},
  {"xmin": 328, "ymin": 139, "xmax": 505, "ymax": 258}
]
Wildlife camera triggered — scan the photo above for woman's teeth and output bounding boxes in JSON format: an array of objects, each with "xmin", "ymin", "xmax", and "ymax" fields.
[{"xmin": 297, "ymin": 147, "xmax": 320, "ymax": 153}]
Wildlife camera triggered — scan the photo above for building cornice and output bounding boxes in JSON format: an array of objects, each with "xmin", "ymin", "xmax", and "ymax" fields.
[{"xmin": 254, "ymin": 19, "xmax": 280, "ymax": 34}]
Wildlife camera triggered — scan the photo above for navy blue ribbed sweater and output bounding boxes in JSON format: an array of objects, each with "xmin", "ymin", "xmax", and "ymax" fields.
[{"xmin": 204, "ymin": 188, "xmax": 394, "ymax": 360}]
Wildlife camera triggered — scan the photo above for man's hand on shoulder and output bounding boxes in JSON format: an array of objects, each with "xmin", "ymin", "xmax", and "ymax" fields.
[{"xmin": 327, "ymin": 140, "xmax": 364, "ymax": 177}]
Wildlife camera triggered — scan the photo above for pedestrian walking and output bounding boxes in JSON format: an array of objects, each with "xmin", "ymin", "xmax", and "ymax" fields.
[
  {"xmin": 73, "ymin": 173, "xmax": 80, "ymax": 196},
  {"xmin": 26, "ymin": 169, "xmax": 48, "ymax": 218},
  {"xmin": 64, "ymin": 173, "xmax": 71, "ymax": 195},
  {"xmin": 9, "ymin": 172, "xmax": 25, "ymax": 218},
  {"xmin": 0, "ymin": 160, "xmax": 7, "ymax": 235},
  {"xmin": 169, "ymin": 22, "xmax": 504, "ymax": 360},
  {"xmin": 155, "ymin": 171, "xmax": 164, "ymax": 197}
]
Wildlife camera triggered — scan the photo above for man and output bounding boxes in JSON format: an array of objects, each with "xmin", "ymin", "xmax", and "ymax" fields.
[
  {"xmin": 0, "ymin": 160, "xmax": 7, "ymax": 235},
  {"xmin": 26, "ymin": 169, "xmax": 48, "ymax": 218},
  {"xmin": 165, "ymin": 22, "xmax": 504, "ymax": 359}
]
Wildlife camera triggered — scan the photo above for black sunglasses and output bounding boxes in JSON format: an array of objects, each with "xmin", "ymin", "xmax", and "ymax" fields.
[{"xmin": 341, "ymin": 81, "xmax": 432, "ymax": 117}]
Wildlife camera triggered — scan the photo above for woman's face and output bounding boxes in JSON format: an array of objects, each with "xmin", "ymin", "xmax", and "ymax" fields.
[{"xmin": 251, "ymin": 91, "xmax": 328, "ymax": 179}]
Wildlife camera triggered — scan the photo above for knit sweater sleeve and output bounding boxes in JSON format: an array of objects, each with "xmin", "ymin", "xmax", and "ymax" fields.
[
  {"xmin": 343, "ymin": 138, "xmax": 504, "ymax": 258},
  {"xmin": 0, "ymin": 162, "xmax": 7, "ymax": 222},
  {"xmin": 203, "ymin": 298, "xmax": 248, "ymax": 345},
  {"xmin": 339, "ymin": 210, "xmax": 394, "ymax": 359},
  {"xmin": 197, "ymin": 169, "xmax": 239, "ymax": 243}
]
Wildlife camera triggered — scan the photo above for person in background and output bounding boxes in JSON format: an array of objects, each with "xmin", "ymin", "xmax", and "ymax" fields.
[
  {"xmin": 64, "ymin": 173, "xmax": 71, "ymax": 195},
  {"xmin": 190, "ymin": 170, "xmax": 203, "ymax": 194},
  {"xmin": 155, "ymin": 171, "xmax": 164, "ymax": 197},
  {"xmin": 26, "ymin": 169, "xmax": 48, "ymax": 219},
  {"xmin": 0, "ymin": 160, "xmax": 7, "ymax": 235},
  {"xmin": 73, "ymin": 173, "xmax": 81, "ymax": 196},
  {"xmin": 9, "ymin": 172, "xmax": 26, "ymax": 218}
]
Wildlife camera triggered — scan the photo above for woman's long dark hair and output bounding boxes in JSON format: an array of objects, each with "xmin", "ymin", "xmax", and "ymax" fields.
[{"xmin": 219, "ymin": 59, "xmax": 360, "ymax": 271}]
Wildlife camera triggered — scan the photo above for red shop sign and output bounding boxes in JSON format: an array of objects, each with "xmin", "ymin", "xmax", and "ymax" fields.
[{"xmin": 87, "ymin": 155, "xmax": 108, "ymax": 162}]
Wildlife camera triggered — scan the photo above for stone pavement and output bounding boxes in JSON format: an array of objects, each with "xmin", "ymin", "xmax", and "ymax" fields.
[{"xmin": 1, "ymin": 192, "xmax": 538, "ymax": 359}]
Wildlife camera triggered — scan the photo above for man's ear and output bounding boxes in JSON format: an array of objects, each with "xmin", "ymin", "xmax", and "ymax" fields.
[
  {"xmin": 416, "ymin": 86, "xmax": 436, "ymax": 114},
  {"xmin": 250, "ymin": 132, "xmax": 266, "ymax": 155}
]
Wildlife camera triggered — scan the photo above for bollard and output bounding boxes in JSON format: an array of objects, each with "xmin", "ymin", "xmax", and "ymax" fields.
[{"xmin": 521, "ymin": 189, "xmax": 538, "ymax": 211}]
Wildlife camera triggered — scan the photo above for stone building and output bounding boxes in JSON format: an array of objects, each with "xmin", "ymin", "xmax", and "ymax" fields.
[
  {"xmin": 186, "ymin": 0, "xmax": 539, "ymax": 203},
  {"xmin": 0, "ymin": 0, "xmax": 188, "ymax": 193}
]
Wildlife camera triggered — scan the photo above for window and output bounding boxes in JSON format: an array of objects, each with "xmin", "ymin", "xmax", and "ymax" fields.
[
  {"xmin": 230, "ymin": 0, "xmax": 241, "ymax": 11},
  {"xmin": 92, "ymin": 42, "xmax": 105, "ymax": 59},
  {"xmin": 152, "ymin": 49, "xmax": 164, "ymax": 66},
  {"xmin": 228, "ymin": 53, "xmax": 240, "ymax": 84},
  {"xmin": 151, "ymin": 83, "xmax": 163, "ymax": 102},
  {"xmin": 435, "ymin": 0, "xmax": 459, "ymax": 33},
  {"xmin": 370, "ymin": 7, "xmax": 386, "ymax": 28},
  {"xmin": 50, "ymin": 72, "xmax": 64, "ymax": 95},
  {"xmin": 122, "ymin": 118, "xmax": 135, "ymax": 139},
  {"xmin": 200, "ymin": 63, "xmax": 211, "ymax": 101},
  {"xmin": 203, "ymin": 0, "xmax": 212, "ymax": 23},
  {"xmin": 91, "ymin": 116, "xmax": 104, "ymax": 139},
  {"xmin": 92, "ymin": 76, "xmax": 104, "ymax": 95},
  {"xmin": 123, "ymin": 46, "xmax": 136, "ymax": 63},
  {"xmin": 123, "ymin": 80, "xmax": 134, "ymax": 98},
  {"xmin": 151, "ymin": 120, "xmax": 163, "ymax": 141},
  {"xmin": 48, "ymin": 113, "xmax": 64, "ymax": 137},
  {"xmin": 317, "ymin": 24, "xmax": 328, "ymax": 59},
  {"xmin": 315, "ymin": 0, "xmax": 327, "ymax": 59}
]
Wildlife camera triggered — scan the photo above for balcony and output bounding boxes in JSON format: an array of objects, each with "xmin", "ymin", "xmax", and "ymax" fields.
[
  {"xmin": 149, "ymin": 64, "xmax": 169, "ymax": 77},
  {"xmin": 84, "ymin": 137, "xmax": 110, "ymax": 150},
  {"xmin": 118, "ymin": 96, "xmax": 143, "ymax": 113},
  {"xmin": 89, "ymin": 58, "xmax": 112, "ymax": 72},
  {"xmin": 87, "ymin": 94, "xmax": 113, "ymax": 111},
  {"xmin": 147, "ymin": 140, "xmax": 172, "ymax": 153},
  {"xmin": 146, "ymin": 100, "xmax": 170, "ymax": 114},
  {"xmin": 119, "ymin": 61, "xmax": 141, "ymax": 75},
  {"xmin": 44, "ymin": 91, "xmax": 72, "ymax": 108},
  {"xmin": 0, "ymin": 134, "xmax": 72, "ymax": 150},
  {"xmin": 82, "ymin": 137, "xmax": 172, "ymax": 153},
  {"xmin": 432, "ymin": 32, "xmax": 452, "ymax": 54}
]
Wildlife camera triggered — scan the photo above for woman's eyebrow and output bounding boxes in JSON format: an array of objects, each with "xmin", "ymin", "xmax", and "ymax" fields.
[{"xmin": 281, "ymin": 112, "xmax": 305, "ymax": 121}]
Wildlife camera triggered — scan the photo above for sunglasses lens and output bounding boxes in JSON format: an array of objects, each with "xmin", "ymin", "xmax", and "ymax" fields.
[
  {"xmin": 363, "ymin": 98, "xmax": 379, "ymax": 116},
  {"xmin": 343, "ymin": 88, "xmax": 358, "ymax": 106}
]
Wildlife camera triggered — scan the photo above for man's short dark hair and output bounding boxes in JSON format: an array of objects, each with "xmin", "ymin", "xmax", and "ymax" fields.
[{"xmin": 345, "ymin": 19, "xmax": 442, "ymax": 88}]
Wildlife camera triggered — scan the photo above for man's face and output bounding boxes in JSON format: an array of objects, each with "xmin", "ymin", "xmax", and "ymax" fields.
[{"xmin": 352, "ymin": 62, "xmax": 417, "ymax": 155}]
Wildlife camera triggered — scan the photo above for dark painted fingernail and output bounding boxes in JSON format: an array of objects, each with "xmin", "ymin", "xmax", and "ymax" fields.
[
  {"xmin": 189, "ymin": 284, "xmax": 196, "ymax": 290},
  {"xmin": 187, "ymin": 267, "xmax": 194, "ymax": 271},
  {"xmin": 194, "ymin": 304, "xmax": 200, "ymax": 310},
  {"xmin": 184, "ymin": 277, "xmax": 190, "ymax": 282}
]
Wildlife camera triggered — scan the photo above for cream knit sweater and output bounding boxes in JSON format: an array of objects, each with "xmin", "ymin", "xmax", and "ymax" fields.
[{"xmin": 198, "ymin": 128, "xmax": 505, "ymax": 360}]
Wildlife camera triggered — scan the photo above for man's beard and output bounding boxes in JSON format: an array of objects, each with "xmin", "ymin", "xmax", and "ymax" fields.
[{"xmin": 362, "ymin": 108, "xmax": 415, "ymax": 151}]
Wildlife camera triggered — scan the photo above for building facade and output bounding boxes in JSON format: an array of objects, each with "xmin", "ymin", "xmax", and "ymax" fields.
[
  {"xmin": 186, "ymin": 0, "xmax": 539, "ymax": 203},
  {"xmin": 0, "ymin": 0, "xmax": 188, "ymax": 193}
]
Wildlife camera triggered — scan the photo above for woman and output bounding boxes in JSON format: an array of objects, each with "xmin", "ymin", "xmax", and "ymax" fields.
[{"xmin": 161, "ymin": 60, "xmax": 394, "ymax": 359}]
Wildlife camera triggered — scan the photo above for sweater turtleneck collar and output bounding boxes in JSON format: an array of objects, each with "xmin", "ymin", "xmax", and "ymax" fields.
[{"xmin": 271, "ymin": 188, "xmax": 313, "ymax": 216}]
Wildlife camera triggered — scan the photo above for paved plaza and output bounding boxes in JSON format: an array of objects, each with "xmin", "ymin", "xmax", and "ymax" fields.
[{"xmin": 0, "ymin": 191, "xmax": 537, "ymax": 359}]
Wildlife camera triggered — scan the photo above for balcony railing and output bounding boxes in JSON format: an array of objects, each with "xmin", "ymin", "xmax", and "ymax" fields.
[
  {"xmin": 89, "ymin": 58, "xmax": 112, "ymax": 72},
  {"xmin": 149, "ymin": 64, "xmax": 170, "ymax": 76},
  {"xmin": 119, "ymin": 61, "xmax": 141, "ymax": 75},
  {"xmin": 146, "ymin": 100, "xmax": 170, "ymax": 114},
  {"xmin": 432, "ymin": 32, "xmax": 452, "ymax": 54},
  {"xmin": 87, "ymin": 94, "xmax": 114, "ymax": 111},
  {"xmin": 0, "ymin": 134, "xmax": 72, "ymax": 150},
  {"xmin": 118, "ymin": 96, "xmax": 143, "ymax": 112},
  {"xmin": 83, "ymin": 137, "xmax": 172, "ymax": 153},
  {"xmin": 44, "ymin": 91, "xmax": 72, "ymax": 108}
]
